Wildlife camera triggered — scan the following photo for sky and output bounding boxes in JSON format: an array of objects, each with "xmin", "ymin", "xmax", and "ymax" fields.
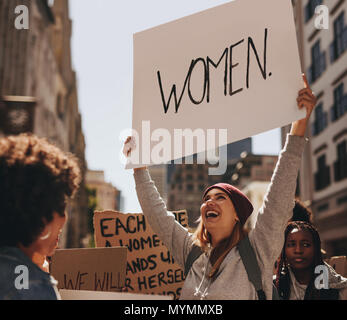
[{"xmin": 68, "ymin": 0, "xmax": 281, "ymax": 213}]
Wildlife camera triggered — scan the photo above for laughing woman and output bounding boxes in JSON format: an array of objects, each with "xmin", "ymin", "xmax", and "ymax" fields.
[{"xmin": 125, "ymin": 75, "xmax": 316, "ymax": 300}]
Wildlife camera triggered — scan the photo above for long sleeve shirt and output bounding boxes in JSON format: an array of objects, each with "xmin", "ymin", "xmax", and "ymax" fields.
[{"xmin": 134, "ymin": 134, "xmax": 305, "ymax": 299}]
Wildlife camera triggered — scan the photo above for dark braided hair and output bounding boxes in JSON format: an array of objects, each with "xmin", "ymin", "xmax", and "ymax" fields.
[{"xmin": 275, "ymin": 221, "xmax": 334, "ymax": 300}]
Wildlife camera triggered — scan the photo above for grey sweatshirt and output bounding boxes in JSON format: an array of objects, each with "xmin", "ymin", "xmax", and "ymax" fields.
[{"xmin": 134, "ymin": 134, "xmax": 305, "ymax": 300}]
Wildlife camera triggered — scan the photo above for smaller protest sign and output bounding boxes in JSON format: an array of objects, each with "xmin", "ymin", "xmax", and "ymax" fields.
[
  {"xmin": 93, "ymin": 210, "xmax": 188, "ymax": 300},
  {"xmin": 327, "ymin": 256, "xmax": 347, "ymax": 277},
  {"xmin": 51, "ymin": 247, "xmax": 127, "ymax": 292}
]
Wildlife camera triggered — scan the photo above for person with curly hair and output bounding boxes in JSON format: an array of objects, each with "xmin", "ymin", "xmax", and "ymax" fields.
[
  {"xmin": 0, "ymin": 134, "xmax": 81, "ymax": 300},
  {"xmin": 274, "ymin": 221, "xmax": 347, "ymax": 300}
]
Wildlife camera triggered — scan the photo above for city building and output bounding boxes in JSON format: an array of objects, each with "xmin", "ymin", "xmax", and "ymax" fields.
[
  {"xmin": 282, "ymin": 0, "xmax": 347, "ymax": 256},
  {"xmin": 85, "ymin": 170, "xmax": 121, "ymax": 211},
  {"xmin": 148, "ymin": 164, "xmax": 168, "ymax": 203},
  {"xmin": 0, "ymin": 0, "xmax": 89, "ymax": 248},
  {"xmin": 224, "ymin": 153, "xmax": 278, "ymax": 231}
]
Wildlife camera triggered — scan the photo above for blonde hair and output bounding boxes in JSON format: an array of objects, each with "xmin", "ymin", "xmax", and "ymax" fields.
[{"xmin": 192, "ymin": 218, "xmax": 247, "ymax": 278}]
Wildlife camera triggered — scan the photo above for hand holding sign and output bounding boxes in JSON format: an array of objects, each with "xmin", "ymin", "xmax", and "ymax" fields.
[
  {"xmin": 290, "ymin": 74, "xmax": 317, "ymax": 137},
  {"xmin": 130, "ymin": 0, "xmax": 305, "ymax": 168},
  {"xmin": 123, "ymin": 136, "xmax": 147, "ymax": 171},
  {"xmin": 123, "ymin": 136, "xmax": 136, "ymax": 158}
]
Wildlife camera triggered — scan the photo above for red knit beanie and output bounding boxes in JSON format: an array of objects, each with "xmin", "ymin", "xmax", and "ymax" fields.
[{"xmin": 203, "ymin": 183, "xmax": 253, "ymax": 226}]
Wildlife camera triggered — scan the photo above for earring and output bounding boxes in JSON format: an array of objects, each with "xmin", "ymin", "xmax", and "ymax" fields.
[{"xmin": 40, "ymin": 229, "xmax": 51, "ymax": 240}]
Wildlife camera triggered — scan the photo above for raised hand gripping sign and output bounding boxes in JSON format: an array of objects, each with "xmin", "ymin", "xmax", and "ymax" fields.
[{"xmin": 129, "ymin": 0, "xmax": 304, "ymax": 169}]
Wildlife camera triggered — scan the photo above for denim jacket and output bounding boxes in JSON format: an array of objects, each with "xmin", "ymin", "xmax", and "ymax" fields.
[{"xmin": 0, "ymin": 246, "xmax": 60, "ymax": 300}]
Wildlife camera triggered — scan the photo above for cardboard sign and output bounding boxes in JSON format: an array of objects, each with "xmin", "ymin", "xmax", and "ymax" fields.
[
  {"xmin": 51, "ymin": 247, "xmax": 127, "ymax": 292},
  {"xmin": 59, "ymin": 289, "xmax": 172, "ymax": 300},
  {"xmin": 129, "ymin": 0, "xmax": 304, "ymax": 168},
  {"xmin": 327, "ymin": 256, "xmax": 347, "ymax": 277},
  {"xmin": 94, "ymin": 210, "xmax": 188, "ymax": 300}
]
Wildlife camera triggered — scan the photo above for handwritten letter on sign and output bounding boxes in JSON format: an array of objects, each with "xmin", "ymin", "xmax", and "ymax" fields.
[
  {"xmin": 94, "ymin": 210, "xmax": 188, "ymax": 300},
  {"xmin": 51, "ymin": 247, "xmax": 127, "ymax": 292},
  {"xmin": 130, "ymin": 0, "xmax": 304, "ymax": 167}
]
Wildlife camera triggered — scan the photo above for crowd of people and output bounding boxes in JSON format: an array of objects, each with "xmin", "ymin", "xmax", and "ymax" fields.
[{"xmin": 0, "ymin": 75, "xmax": 346, "ymax": 300}]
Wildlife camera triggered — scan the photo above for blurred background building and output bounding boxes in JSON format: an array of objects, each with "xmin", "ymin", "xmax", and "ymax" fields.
[
  {"xmin": 85, "ymin": 170, "xmax": 121, "ymax": 212},
  {"xmin": 0, "ymin": 0, "xmax": 89, "ymax": 248},
  {"xmin": 282, "ymin": 0, "xmax": 347, "ymax": 256}
]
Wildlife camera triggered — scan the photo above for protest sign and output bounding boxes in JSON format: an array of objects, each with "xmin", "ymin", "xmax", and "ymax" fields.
[
  {"xmin": 327, "ymin": 256, "xmax": 347, "ymax": 277},
  {"xmin": 51, "ymin": 247, "xmax": 127, "ymax": 292},
  {"xmin": 129, "ymin": 0, "xmax": 304, "ymax": 168},
  {"xmin": 94, "ymin": 210, "xmax": 188, "ymax": 300}
]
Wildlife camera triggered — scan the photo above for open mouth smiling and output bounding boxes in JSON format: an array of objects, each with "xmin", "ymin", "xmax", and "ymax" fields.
[{"xmin": 205, "ymin": 210, "xmax": 220, "ymax": 220}]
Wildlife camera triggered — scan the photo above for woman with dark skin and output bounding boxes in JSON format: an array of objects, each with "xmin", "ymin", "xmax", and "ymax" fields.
[{"xmin": 275, "ymin": 221, "xmax": 347, "ymax": 300}]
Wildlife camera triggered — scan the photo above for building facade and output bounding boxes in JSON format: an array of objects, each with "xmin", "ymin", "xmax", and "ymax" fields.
[
  {"xmin": 226, "ymin": 153, "xmax": 278, "ymax": 231},
  {"xmin": 86, "ymin": 170, "xmax": 121, "ymax": 211},
  {"xmin": 282, "ymin": 0, "xmax": 347, "ymax": 256},
  {"xmin": 0, "ymin": 0, "xmax": 89, "ymax": 248},
  {"xmin": 148, "ymin": 164, "xmax": 168, "ymax": 203}
]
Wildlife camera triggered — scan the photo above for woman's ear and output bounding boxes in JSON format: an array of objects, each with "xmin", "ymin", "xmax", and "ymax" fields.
[{"xmin": 39, "ymin": 227, "xmax": 51, "ymax": 241}]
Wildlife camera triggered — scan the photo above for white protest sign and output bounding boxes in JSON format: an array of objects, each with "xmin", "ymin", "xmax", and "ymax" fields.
[{"xmin": 128, "ymin": 0, "xmax": 304, "ymax": 169}]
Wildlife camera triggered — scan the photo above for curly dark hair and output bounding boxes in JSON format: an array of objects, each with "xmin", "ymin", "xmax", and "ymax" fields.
[
  {"xmin": 0, "ymin": 134, "xmax": 81, "ymax": 247},
  {"xmin": 290, "ymin": 199, "xmax": 313, "ymax": 224}
]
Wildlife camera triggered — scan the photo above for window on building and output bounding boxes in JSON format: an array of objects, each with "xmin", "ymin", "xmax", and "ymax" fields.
[
  {"xmin": 56, "ymin": 94, "xmax": 64, "ymax": 119},
  {"xmin": 175, "ymin": 175, "xmax": 182, "ymax": 183},
  {"xmin": 186, "ymin": 174, "xmax": 193, "ymax": 181},
  {"xmin": 328, "ymin": 237, "xmax": 347, "ymax": 256},
  {"xmin": 317, "ymin": 203, "xmax": 329, "ymax": 212},
  {"xmin": 314, "ymin": 154, "xmax": 330, "ymax": 191},
  {"xmin": 187, "ymin": 184, "xmax": 194, "ymax": 191},
  {"xmin": 330, "ymin": 11, "xmax": 347, "ymax": 63},
  {"xmin": 312, "ymin": 103, "xmax": 328, "ymax": 135},
  {"xmin": 305, "ymin": 0, "xmax": 322, "ymax": 23},
  {"xmin": 337, "ymin": 194, "xmax": 347, "ymax": 206},
  {"xmin": 331, "ymin": 83, "xmax": 347, "ymax": 122},
  {"xmin": 334, "ymin": 140, "xmax": 347, "ymax": 182},
  {"xmin": 198, "ymin": 165, "xmax": 205, "ymax": 172},
  {"xmin": 308, "ymin": 40, "xmax": 326, "ymax": 84}
]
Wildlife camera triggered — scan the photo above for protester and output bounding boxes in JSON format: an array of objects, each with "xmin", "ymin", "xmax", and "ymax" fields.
[
  {"xmin": 273, "ymin": 198, "xmax": 316, "ymax": 273},
  {"xmin": 0, "ymin": 134, "xmax": 81, "ymax": 300},
  {"xmin": 124, "ymin": 74, "xmax": 316, "ymax": 300},
  {"xmin": 274, "ymin": 221, "xmax": 347, "ymax": 300}
]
